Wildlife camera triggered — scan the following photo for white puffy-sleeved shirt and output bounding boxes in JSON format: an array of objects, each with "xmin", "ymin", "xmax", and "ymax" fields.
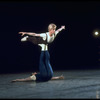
[{"xmin": 38, "ymin": 31, "xmax": 59, "ymax": 51}]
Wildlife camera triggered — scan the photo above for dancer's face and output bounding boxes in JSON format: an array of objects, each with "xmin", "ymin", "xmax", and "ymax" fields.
[{"xmin": 50, "ymin": 29, "xmax": 55, "ymax": 34}]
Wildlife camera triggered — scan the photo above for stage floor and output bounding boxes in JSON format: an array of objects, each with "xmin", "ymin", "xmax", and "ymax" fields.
[{"xmin": 0, "ymin": 69, "xmax": 100, "ymax": 99}]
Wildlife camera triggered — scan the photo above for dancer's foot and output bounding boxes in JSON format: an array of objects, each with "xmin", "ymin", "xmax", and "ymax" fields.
[
  {"xmin": 21, "ymin": 36, "xmax": 28, "ymax": 42},
  {"xmin": 11, "ymin": 80, "xmax": 17, "ymax": 82},
  {"xmin": 38, "ymin": 44, "xmax": 43, "ymax": 47},
  {"xmin": 31, "ymin": 72, "xmax": 37, "ymax": 75},
  {"xmin": 59, "ymin": 75, "xmax": 64, "ymax": 79}
]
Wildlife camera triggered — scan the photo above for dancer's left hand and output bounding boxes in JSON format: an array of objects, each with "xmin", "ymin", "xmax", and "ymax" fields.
[{"xmin": 61, "ymin": 26, "xmax": 65, "ymax": 29}]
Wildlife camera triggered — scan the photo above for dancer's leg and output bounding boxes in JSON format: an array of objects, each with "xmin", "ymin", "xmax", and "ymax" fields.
[
  {"xmin": 27, "ymin": 36, "xmax": 38, "ymax": 44},
  {"xmin": 35, "ymin": 51, "xmax": 48, "ymax": 81},
  {"xmin": 21, "ymin": 36, "xmax": 38, "ymax": 44},
  {"xmin": 39, "ymin": 51, "xmax": 48, "ymax": 77},
  {"xmin": 11, "ymin": 77, "xmax": 32, "ymax": 82},
  {"xmin": 21, "ymin": 36, "xmax": 46, "ymax": 44},
  {"xmin": 45, "ymin": 51, "xmax": 53, "ymax": 79},
  {"xmin": 51, "ymin": 75, "xmax": 64, "ymax": 80}
]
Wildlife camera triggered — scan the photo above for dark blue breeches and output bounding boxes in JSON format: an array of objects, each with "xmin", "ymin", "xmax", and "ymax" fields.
[{"xmin": 35, "ymin": 51, "xmax": 53, "ymax": 82}]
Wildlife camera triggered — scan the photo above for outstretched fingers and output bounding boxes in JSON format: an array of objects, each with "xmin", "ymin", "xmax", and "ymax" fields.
[
  {"xmin": 61, "ymin": 26, "xmax": 65, "ymax": 29},
  {"xmin": 19, "ymin": 32, "xmax": 25, "ymax": 36}
]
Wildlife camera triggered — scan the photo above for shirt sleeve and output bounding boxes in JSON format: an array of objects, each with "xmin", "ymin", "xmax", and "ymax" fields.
[
  {"xmin": 39, "ymin": 33, "xmax": 46, "ymax": 40},
  {"xmin": 55, "ymin": 30, "xmax": 60, "ymax": 36}
]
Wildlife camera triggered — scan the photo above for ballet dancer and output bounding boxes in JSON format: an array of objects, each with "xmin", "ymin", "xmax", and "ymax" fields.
[
  {"xmin": 11, "ymin": 72, "xmax": 64, "ymax": 82},
  {"xmin": 12, "ymin": 23, "xmax": 65, "ymax": 82}
]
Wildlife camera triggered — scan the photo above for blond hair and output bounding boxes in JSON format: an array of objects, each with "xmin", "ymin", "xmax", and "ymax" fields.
[{"xmin": 48, "ymin": 23, "xmax": 57, "ymax": 31}]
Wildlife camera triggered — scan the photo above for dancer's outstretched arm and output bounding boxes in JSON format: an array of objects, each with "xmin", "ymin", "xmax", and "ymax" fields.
[
  {"xmin": 19, "ymin": 32, "xmax": 41, "ymax": 37},
  {"xmin": 55, "ymin": 25, "xmax": 65, "ymax": 35}
]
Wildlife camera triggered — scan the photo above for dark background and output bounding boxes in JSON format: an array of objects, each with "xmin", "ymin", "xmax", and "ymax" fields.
[{"xmin": 0, "ymin": 0, "xmax": 100, "ymax": 73}]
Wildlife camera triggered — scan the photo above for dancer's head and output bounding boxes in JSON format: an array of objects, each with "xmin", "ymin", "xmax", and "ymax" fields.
[{"xmin": 48, "ymin": 23, "xmax": 57, "ymax": 33}]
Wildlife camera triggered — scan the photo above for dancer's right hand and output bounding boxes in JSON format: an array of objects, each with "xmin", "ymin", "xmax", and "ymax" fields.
[{"xmin": 19, "ymin": 32, "xmax": 26, "ymax": 36}]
